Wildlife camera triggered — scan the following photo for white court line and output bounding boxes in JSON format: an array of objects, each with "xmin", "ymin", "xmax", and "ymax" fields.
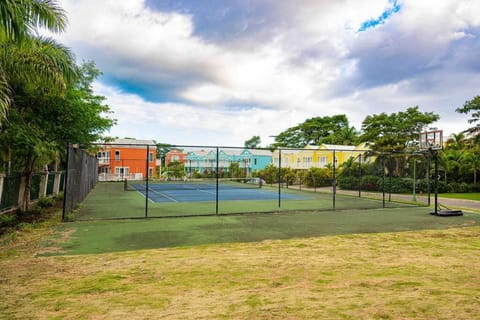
[
  {"xmin": 195, "ymin": 188, "xmax": 216, "ymax": 195},
  {"xmin": 147, "ymin": 188, "xmax": 179, "ymax": 202}
]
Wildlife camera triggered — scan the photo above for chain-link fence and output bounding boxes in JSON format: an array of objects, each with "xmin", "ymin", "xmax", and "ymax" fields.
[
  {"xmin": 62, "ymin": 144, "xmax": 98, "ymax": 219},
  {"xmin": 69, "ymin": 143, "xmax": 432, "ymax": 221}
]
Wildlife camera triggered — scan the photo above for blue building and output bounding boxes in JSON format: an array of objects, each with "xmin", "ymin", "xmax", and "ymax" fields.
[{"xmin": 185, "ymin": 148, "xmax": 272, "ymax": 177}]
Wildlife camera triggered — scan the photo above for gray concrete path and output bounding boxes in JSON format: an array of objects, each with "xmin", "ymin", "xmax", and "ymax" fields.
[{"xmin": 283, "ymin": 185, "xmax": 480, "ymax": 212}]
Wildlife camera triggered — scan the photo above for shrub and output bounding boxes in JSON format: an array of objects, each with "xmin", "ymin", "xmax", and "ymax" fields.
[
  {"xmin": 55, "ymin": 192, "xmax": 64, "ymax": 201},
  {"xmin": 337, "ymin": 176, "xmax": 359, "ymax": 190},
  {"xmin": 361, "ymin": 175, "xmax": 381, "ymax": 191},
  {"xmin": 447, "ymin": 182, "xmax": 470, "ymax": 193},
  {"xmin": 37, "ymin": 197, "xmax": 56, "ymax": 208},
  {"xmin": 304, "ymin": 167, "xmax": 332, "ymax": 188},
  {"xmin": 384, "ymin": 178, "xmax": 412, "ymax": 194},
  {"xmin": 0, "ymin": 214, "xmax": 16, "ymax": 228}
]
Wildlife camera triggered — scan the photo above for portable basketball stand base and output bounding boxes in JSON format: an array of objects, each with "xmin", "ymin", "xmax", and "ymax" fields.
[{"xmin": 430, "ymin": 204, "xmax": 463, "ymax": 217}]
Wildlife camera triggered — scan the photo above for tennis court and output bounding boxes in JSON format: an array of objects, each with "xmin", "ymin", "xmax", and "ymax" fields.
[
  {"xmin": 128, "ymin": 179, "xmax": 308, "ymax": 203},
  {"xmin": 72, "ymin": 181, "xmax": 424, "ymax": 220}
]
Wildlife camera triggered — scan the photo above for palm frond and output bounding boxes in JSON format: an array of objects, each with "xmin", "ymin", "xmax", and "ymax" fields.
[
  {"xmin": 0, "ymin": 0, "xmax": 67, "ymax": 42},
  {"xmin": 0, "ymin": 36, "xmax": 78, "ymax": 94},
  {"xmin": 0, "ymin": 67, "xmax": 12, "ymax": 119}
]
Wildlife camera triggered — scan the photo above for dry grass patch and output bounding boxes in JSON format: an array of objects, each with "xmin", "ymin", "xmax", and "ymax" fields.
[{"xmin": 1, "ymin": 221, "xmax": 480, "ymax": 319}]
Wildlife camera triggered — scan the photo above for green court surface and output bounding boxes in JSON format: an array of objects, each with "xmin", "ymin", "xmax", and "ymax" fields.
[
  {"xmin": 43, "ymin": 207, "xmax": 480, "ymax": 255},
  {"xmin": 74, "ymin": 182, "xmax": 423, "ymax": 220}
]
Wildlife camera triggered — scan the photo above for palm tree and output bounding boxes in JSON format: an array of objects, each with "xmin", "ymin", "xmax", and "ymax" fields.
[
  {"xmin": 334, "ymin": 126, "xmax": 359, "ymax": 145},
  {"xmin": 0, "ymin": 0, "xmax": 68, "ymax": 118},
  {"xmin": 438, "ymin": 149, "xmax": 463, "ymax": 185},
  {"xmin": 0, "ymin": 0, "xmax": 66, "ymax": 41},
  {"xmin": 445, "ymin": 132, "xmax": 466, "ymax": 150},
  {"xmin": 1, "ymin": 36, "xmax": 77, "ymax": 93},
  {"xmin": 461, "ymin": 149, "xmax": 480, "ymax": 186}
]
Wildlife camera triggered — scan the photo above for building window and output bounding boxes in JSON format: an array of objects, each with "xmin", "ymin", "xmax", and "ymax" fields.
[
  {"xmin": 319, "ymin": 156, "xmax": 328, "ymax": 167},
  {"xmin": 149, "ymin": 152, "xmax": 154, "ymax": 162},
  {"xmin": 254, "ymin": 158, "xmax": 257, "ymax": 165},
  {"xmin": 115, "ymin": 150, "xmax": 120, "ymax": 160},
  {"xmin": 148, "ymin": 168, "xmax": 153, "ymax": 177},
  {"xmin": 115, "ymin": 167, "xmax": 129, "ymax": 178}
]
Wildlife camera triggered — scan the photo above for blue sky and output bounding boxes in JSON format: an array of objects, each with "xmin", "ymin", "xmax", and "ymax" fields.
[{"xmin": 54, "ymin": 0, "xmax": 480, "ymax": 146}]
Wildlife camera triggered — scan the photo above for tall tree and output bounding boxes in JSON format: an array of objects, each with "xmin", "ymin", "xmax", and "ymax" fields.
[
  {"xmin": 0, "ymin": 61, "xmax": 114, "ymax": 211},
  {"xmin": 445, "ymin": 132, "xmax": 466, "ymax": 150},
  {"xmin": 274, "ymin": 115, "xmax": 352, "ymax": 148},
  {"xmin": 244, "ymin": 135, "xmax": 261, "ymax": 148},
  {"xmin": 361, "ymin": 106, "xmax": 439, "ymax": 151},
  {"xmin": 456, "ymin": 95, "xmax": 480, "ymax": 134},
  {"xmin": 462, "ymin": 149, "xmax": 480, "ymax": 186}
]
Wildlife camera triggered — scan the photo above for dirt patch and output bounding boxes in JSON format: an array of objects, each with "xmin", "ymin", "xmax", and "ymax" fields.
[{"xmin": 36, "ymin": 228, "xmax": 76, "ymax": 255}]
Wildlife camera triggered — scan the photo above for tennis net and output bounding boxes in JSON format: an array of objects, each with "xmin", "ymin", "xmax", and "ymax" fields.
[{"xmin": 125, "ymin": 177, "xmax": 263, "ymax": 192}]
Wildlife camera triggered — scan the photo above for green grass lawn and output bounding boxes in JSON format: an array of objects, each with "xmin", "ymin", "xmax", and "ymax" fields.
[
  {"xmin": 1, "ymin": 210, "xmax": 480, "ymax": 319},
  {"xmin": 439, "ymin": 192, "xmax": 480, "ymax": 201},
  {"xmin": 41, "ymin": 207, "xmax": 480, "ymax": 255}
]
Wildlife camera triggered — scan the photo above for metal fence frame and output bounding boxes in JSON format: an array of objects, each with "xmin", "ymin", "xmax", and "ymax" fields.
[{"xmin": 67, "ymin": 143, "xmax": 434, "ymax": 220}]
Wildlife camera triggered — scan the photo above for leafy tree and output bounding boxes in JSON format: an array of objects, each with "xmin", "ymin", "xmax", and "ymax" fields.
[
  {"xmin": 361, "ymin": 106, "xmax": 439, "ymax": 151},
  {"xmin": 325, "ymin": 126, "xmax": 359, "ymax": 145},
  {"xmin": 155, "ymin": 143, "xmax": 173, "ymax": 167},
  {"xmin": 253, "ymin": 164, "xmax": 278, "ymax": 184},
  {"xmin": 273, "ymin": 115, "xmax": 352, "ymax": 147},
  {"xmin": 228, "ymin": 161, "xmax": 243, "ymax": 178},
  {"xmin": 281, "ymin": 167, "xmax": 297, "ymax": 185},
  {"xmin": 445, "ymin": 132, "xmax": 466, "ymax": 150},
  {"xmin": 438, "ymin": 149, "xmax": 463, "ymax": 185},
  {"xmin": 166, "ymin": 161, "xmax": 185, "ymax": 179},
  {"xmin": 461, "ymin": 150, "xmax": 480, "ymax": 186},
  {"xmin": 456, "ymin": 95, "xmax": 480, "ymax": 134},
  {"xmin": 0, "ymin": 61, "xmax": 114, "ymax": 211},
  {"xmin": 244, "ymin": 135, "xmax": 261, "ymax": 148}
]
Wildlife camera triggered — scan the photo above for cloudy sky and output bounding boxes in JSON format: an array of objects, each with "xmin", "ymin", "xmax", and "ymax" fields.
[{"xmin": 53, "ymin": 0, "xmax": 480, "ymax": 146}]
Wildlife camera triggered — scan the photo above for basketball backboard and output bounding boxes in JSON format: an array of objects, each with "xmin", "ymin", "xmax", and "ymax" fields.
[{"xmin": 419, "ymin": 130, "xmax": 443, "ymax": 151}]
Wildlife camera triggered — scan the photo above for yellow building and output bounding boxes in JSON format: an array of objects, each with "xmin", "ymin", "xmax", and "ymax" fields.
[{"xmin": 272, "ymin": 144, "xmax": 371, "ymax": 169}]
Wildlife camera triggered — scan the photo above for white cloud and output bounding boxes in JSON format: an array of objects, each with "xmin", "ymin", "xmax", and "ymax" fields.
[{"xmin": 55, "ymin": 0, "xmax": 480, "ymax": 145}]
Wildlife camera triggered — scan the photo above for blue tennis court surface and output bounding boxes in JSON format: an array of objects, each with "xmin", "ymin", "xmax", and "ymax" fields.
[{"xmin": 130, "ymin": 183, "xmax": 308, "ymax": 203}]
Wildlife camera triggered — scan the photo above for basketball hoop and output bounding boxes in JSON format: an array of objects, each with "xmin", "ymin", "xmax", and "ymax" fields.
[{"xmin": 419, "ymin": 130, "xmax": 443, "ymax": 151}]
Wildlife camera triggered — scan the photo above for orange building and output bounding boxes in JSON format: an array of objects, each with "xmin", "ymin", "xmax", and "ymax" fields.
[
  {"xmin": 97, "ymin": 139, "xmax": 157, "ymax": 181},
  {"xmin": 165, "ymin": 148, "xmax": 188, "ymax": 166}
]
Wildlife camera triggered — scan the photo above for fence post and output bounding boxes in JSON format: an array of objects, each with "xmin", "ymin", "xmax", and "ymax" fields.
[
  {"xmin": 145, "ymin": 145, "xmax": 149, "ymax": 218},
  {"xmin": 278, "ymin": 149, "xmax": 282, "ymax": 208},
  {"xmin": 358, "ymin": 154, "xmax": 362, "ymax": 197},
  {"xmin": 17, "ymin": 176, "xmax": 26, "ymax": 210},
  {"xmin": 216, "ymin": 147, "xmax": 219, "ymax": 215},
  {"xmin": 62, "ymin": 143, "xmax": 71, "ymax": 220},
  {"xmin": 0, "ymin": 174, "xmax": 4, "ymax": 204},
  {"xmin": 427, "ymin": 154, "xmax": 431, "ymax": 206},
  {"xmin": 53, "ymin": 171, "xmax": 61, "ymax": 195},
  {"xmin": 333, "ymin": 149, "xmax": 336, "ymax": 209},
  {"xmin": 388, "ymin": 154, "xmax": 393, "ymax": 202},
  {"xmin": 40, "ymin": 171, "xmax": 48, "ymax": 198},
  {"xmin": 382, "ymin": 154, "xmax": 386, "ymax": 208}
]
